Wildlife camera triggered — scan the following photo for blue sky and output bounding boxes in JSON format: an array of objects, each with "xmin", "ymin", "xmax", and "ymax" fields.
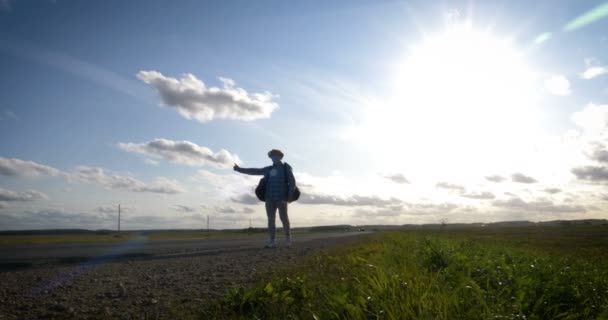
[{"xmin": 1, "ymin": 0, "xmax": 608, "ymax": 230}]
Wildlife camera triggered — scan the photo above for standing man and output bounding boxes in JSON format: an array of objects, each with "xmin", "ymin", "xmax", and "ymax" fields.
[{"xmin": 233, "ymin": 149, "xmax": 296, "ymax": 248}]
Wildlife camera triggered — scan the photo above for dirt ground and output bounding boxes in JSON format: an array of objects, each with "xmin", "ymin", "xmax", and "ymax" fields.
[{"xmin": 0, "ymin": 236, "xmax": 363, "ymax": 320}]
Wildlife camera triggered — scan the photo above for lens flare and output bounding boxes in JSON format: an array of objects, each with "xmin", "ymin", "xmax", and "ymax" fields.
[{"xmin": 563, "ymin": 2, "xmax": 608, "ymax": 32}]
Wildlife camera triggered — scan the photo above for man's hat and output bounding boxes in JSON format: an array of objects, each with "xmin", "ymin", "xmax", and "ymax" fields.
[{"xmin": 267, "ymin": 149, "xmax": 284, "ymax": 159}]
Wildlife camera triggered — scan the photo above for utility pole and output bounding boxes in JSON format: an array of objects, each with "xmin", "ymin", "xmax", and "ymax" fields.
[
  {"xmin": 118, "ymin": 204, "xmax": 121, "ymax": 232},
  {"xmin": 206, "ymin": 215, "xmax": 210, "ymax": 233}
]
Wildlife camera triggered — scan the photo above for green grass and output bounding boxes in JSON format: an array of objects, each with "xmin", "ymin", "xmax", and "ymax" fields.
[{"xmin": 207, "ymin": 226, "xmax": 608, "ymax": 319}]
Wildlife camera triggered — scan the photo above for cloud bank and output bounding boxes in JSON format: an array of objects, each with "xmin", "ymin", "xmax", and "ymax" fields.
[
  {"xmin": 215, "ymin": 206, "xmax": 255, "ymax": 214},
  {"xmin": 492, "ymin": 197, "xmax": 585, "ymax": 214},
  {"xmin": 1, "ymin": 157, "xmax": 186, "ymax": 195},
  {"xmin": 137, "ymin": 70, "xmax": 279, "ymax": 122},
  {"xmin": 461, "ymin": 191, "xmax": 496, "ymax": 200},
  {"xmin": 0, "ymin": 188, "xmax": 48, "ymax": 202},
  {"xmin": 485, "ymin": 175, "xmax": 507, "ymax": 183},
  {"xmin": 435, "ymin": 182, "xmax": 465, "ymax": 193},
  {"xmin": 383, "ymin": 173, "xmax": 410, "ymax": 184},
  {"xmin": 96, "ymin": 205, "xmax": 136, "ymax": 214},
  {"xmin": 118, "ymin": 138, "xmax": 240, "ymax": 169},
  {"xmin": 74, "ymin": 166, "xmax": 184, "ymax": 194},
  {"xmin": 298, "ymin": 193, "xmax": 403, "ymax": 207},
  {"xmin": 170, "ymin": 205, "xmax": 197, "ymax": 213},
  {"xmin": 571, "ymin": 165, "xmax": 608, "ymax": 182},
  {"xmin": 0, "ymin": 157, "xmax": 65, "ymax": 177},
  {"xmin": 230, "ymin": 193, "xmax": 260, "ymax": 205},
  {"xmin": 511, "ymin": 173, "xmax": 538, "ymax": 184}
]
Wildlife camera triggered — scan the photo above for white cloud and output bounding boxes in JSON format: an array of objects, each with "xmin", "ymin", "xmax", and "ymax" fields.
[
  {"xmin": 353, "ymin": 207, "xmax": 403, "ymax": 217},
  {"xmin": 349, "ymin": 201, "xmax": 464, "ymax": 223},
  {"xmin": 118, "ymin": 138, "xmax": 240, "ymax": 169},
  {"xmin": 96, "ymin": 205, "xmax": 136, "ymax": 214},
  {"xmin": 170, "ymin": 205, "xmax": 198, "ymax": 213},
  {"xmin": 545, "ymin": 75, "xmax": 571, "ymax": 96},
  {"xmin": 96, "ymin": 206, "xmax": 115, "ymax": 214},
  {"xmin": 298, "ymin": 193, "xmax": 403, "ymax": 207},
  {"xmin": 74, "ymin": 166, "xmax": 185, "ymax": 194},
  {"xmin": 196, "ymin": 169, "xmax": 258, "ymax": 200},
  {"xmin": 144, "ymin": 158, "xmax": 160, "ymax": 166},
  {"xmin": 571, "ymin": 165, "xmax": 608, "ymax": 182},
  {"xmin": 461, "ymin": 191, "xmax": 495, "ymax": 200},
  {"xmin": 382, "ymin": 173, "xmax": 410, "ymax": 184},
  {"xmin": 405, "ymin": 202, "xmax": 461, "ymax": 215},
  {"xmin": 137, "ymin": 70, "xmax": 279, "ymax": 122},
  {"xmin": 511, "ymin": 172, "xmax": 538, "ymax": 184},
  {"xmin": 543, "ymin": 188, "xmax": 562, "ymax": 194},
  {"xmin": 492, "ymin": 197, "xmax": 585, "ymax": 213},
  {"xmin": 231, "ymin": 193, "xmax": 259, "ymax": 205},
  {"xmin": 0, "ymin": 157, "xmax": 65, "ymax": 177},
  {"xmin": 586, "ymin": 142, "xmax": 608, "ymax": 164},
  {"xmin": 215, "ymin": 206, "xmax": 255, "ymax": 214},
  {"xmin": 568, "ymin": 105, "xmax": 608, "ymax": 185},
  {"xmin": 485, "ymin": 175, "xmax": 507, "ymax": 183},
  {"xmin": 581, "ymin": 66, "xmax": 608, "ymax": 79},
  {"xmin": 1, "ymin": 157, "xmax": 184, "ymax": 195},
  {"xmin": 571, "ymin": 103, "xmax": 608, "ymax": 136},
  {"xmin": 232, "ymin": 189, "xmax": 415, "ymax": 212},
  {"xmin": 0, "ymin": 188, "xmax": 48, "ymax": 202},
  {"xmin": 435, "ymin": 182, "xmax": 465, "ymax": 193}
]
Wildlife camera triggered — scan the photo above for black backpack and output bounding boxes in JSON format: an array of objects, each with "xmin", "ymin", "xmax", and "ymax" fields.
[
  {"xmin": 255, "ymin": 163, "xmax": 300, "ymax": 202},
  {"xmin": 255, "ymin": 173, "xmax": 268, "ymax": 201}
]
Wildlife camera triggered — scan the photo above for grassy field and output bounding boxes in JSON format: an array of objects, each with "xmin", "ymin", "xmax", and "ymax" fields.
[{"xmin": 207, "ymin": 225, "xmax": 608, "ymax": 319}]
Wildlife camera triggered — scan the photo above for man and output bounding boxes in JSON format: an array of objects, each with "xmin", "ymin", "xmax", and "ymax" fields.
[{"xmin": 233, "ymin": 149, "xmax": 296, "ymax": 248}]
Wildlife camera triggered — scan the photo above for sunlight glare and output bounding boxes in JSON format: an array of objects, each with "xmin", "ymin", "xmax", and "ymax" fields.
[{"xmin": 362, "ymin": 25, "xmax": 541, "ymax": 184}]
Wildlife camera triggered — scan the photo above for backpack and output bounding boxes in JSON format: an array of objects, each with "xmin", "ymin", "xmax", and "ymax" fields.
[
  {"xmin": 255, "ymin": 163, "xmax": 300, "ymax": 202},
  {"xmin": 285, "ymin": 163, "xmax": 301, "ymax": 203},
  {"xmin": 255, "ymin": 173, "xmax": 268, "ymax": 201}
]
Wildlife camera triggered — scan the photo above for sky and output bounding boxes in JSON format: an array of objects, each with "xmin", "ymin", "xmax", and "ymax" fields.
[{"xmin": 1, "ymin": 0, "xmax": 608, "ymax": 230}]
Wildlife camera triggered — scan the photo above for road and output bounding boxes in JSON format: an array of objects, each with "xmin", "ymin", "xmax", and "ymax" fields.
[{"xmin": 0, "ymin": 232, "xmax": 370, "ymax": 268}]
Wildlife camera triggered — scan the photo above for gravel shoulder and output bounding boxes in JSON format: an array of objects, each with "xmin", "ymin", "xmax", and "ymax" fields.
[{"xmin": 0, "ymin": 234, "xmax": 369, "ymax": 319}]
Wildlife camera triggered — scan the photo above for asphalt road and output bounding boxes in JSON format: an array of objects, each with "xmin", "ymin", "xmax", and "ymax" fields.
[{"xmin": 0, "ymin": 232, "xmax": 371, "ymax": 268}]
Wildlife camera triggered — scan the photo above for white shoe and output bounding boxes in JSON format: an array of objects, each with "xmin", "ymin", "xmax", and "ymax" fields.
[{"xmin": 264, "ymin": 241, "xmax": 277, "ymax": 248}]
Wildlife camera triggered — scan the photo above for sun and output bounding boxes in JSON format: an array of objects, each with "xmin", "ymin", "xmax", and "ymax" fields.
[
  {"xmin": 359, "ymin": 24, "xmax": 541, "ymax": 184},
  {"xmin": 393, "ymin": 25, "xmax": 536, "ymax": 121}
]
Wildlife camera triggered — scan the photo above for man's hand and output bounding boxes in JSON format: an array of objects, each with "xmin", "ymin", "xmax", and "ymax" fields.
[{"xmin": 233, "ymin": 163, "xmax": 240, "ymax": 172}]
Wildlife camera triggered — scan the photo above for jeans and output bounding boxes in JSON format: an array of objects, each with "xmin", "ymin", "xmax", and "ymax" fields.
[{"xmin": 265, "ymin": 200, "xmax": 290, "ymax": 241}]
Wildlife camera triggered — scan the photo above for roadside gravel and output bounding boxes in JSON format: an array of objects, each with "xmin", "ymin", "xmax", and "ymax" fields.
[{"xmin": 0, "ymin": 235, "xmax": 365, "ymax": 319}]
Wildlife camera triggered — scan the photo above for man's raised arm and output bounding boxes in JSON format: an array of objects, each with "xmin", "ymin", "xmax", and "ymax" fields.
[{"xmin": 233, "ymin": 164, "xmax": 267, "ymax": 175}]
